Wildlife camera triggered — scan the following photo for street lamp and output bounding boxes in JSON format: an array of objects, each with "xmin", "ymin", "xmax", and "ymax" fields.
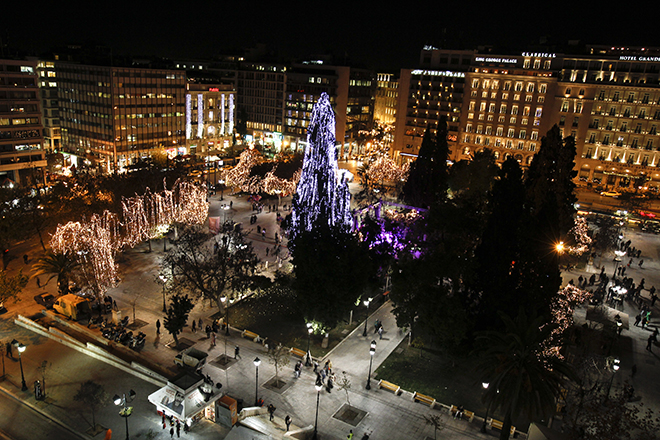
[
  {"xmin": 253, "ymin": 357, "xmax": 261, "ymax": 406},
  {"xmin": 306, "ymin": 323, "xmax": 313, "ymax": 367},
  {"xmin": 221, "ymin": 296, "xmax": 232, "ymax": 335},
  {"xmin": 606, "ymin": 358, "xmax": 620, "ymax": 399},
  {"xmin": 366, "ymin": 340, "xmax": 376, "ymax": 390},
  {"xmin": 11, "ymin": 340, "xmax": 27, "ymax": 391},
  {"xmin": 158, "ymin": 275, "xmax": 167, "ymax": 312},
  {"xmin": 555, "ymin": 241, "xmax": 564, "ymax": 269},
  {"xmin": 481, "ymin": 382, "xmax": 490, "ymax": 433},
  {"xmin": 613, "ymin": 250, "xmax": 626, "ymax": 277},
  {"xmin": 362, "ymin": 297, "xmax": 372, "ymax": 337},
  {"xmin": 313, "ymin": 376, "xmax": 323, "ymax": 440},
  {"xmin": 113, "ymin": 389, "xmax": 136, "ymax": 440}
]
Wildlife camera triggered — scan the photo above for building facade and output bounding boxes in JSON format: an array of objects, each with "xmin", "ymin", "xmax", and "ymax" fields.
[
  {"xmin": 0, "ymin": 59, "xmax": 47, "ymax": 186},
  {"xmin": 185, "ymin": 83, "xmax": 236, "ymax": 158},
  {"xmin": 374, "ymin": 73, "xmax": 398, "ymax": 126},
  {"xmin": 56, "ymin": 62, "xmax": 186, "ymax": 172}
]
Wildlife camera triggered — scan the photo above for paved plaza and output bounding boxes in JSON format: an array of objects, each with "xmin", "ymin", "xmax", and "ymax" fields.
[{"xmin": 1, "ymin": 181, "xmax": 660, "ymax": 439}]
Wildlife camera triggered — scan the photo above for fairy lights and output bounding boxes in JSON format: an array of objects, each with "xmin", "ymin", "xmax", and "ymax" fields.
[
  {"xmin": 221, "ymin": 94, "xmax": 225, "ymax": 136},
  {"xmin": 541, "ymin": 284, "xmax": 592, "ymax": 360},
  {"xmin": 51, "ymin": 179, "xmax": 209, "ymax": 299},
  {"xmin": 197, "ymin": 94, "xmax": 204, "ymax": 139},
  {"xmin": 291, "ymin": 92, "xmax": 352, "ymax": 236},
  {"xmin": 566, "ymin": 216, "xmax": 592, "ymax": 256},
  {"xmin": 229, "ymin": 94, "xmax": 234, "ymax": 135},
  {"xmin": 365, "ymin": 156, "xmax": 409, "ymax": 183},
  {"xmin": 185, "ymin": 94, "xmax": 192, "ymax": 139}
]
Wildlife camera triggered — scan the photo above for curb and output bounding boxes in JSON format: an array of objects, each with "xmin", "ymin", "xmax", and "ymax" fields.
[{"xmin": 0, "ymin": 382, "xmax": 89, "ymax": 440}]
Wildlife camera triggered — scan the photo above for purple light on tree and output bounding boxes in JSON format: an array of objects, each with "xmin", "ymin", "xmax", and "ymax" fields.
[{"xmin": 291, "ymin": 93, "xmax": 351, "ymax": 237}]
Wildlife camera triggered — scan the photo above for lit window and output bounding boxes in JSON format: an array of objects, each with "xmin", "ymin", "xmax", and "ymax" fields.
[
  {"xmin": 531, "ymin": 131, "xmax": 538, "ymax": 140},
  {"xmin": 561, "ymin": 101, "xmax": 569, "ymax": 112},
  {"xmin": 535, "ymin": 108, "xmax": 543, "ymax": 117},
  {"xmin": 539, "ymin": 84, "xmax": 547, "ymax": 94},
  {"xmin": 526, "ymin": 83, "xmax": 535, "ymax": 93},
  {"xmin": 533, "ymin": 59, "xmax": 541, "ymax": 69},
  {"xmin": 515, "ymin": 82, "xmax": 523, "ymax": 92}
]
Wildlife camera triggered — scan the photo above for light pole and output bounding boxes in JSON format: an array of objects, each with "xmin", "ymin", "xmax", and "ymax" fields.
[
  {"xmin": 158, "ymin": 275, "xmax": 167, "ymax": 312},
  {"xmin": 481, "ymin": 382, "xmax": 490, "ymax": 433},
  {"xmin": 313, "ymin": 376, "xmax": 323, "ymax": 440},
  {"xmin": 113, "ymin": 389, "xmax": 136, "ymax": 440},
  {"xmin": 366, "ymin": 340, "xmax": 376, "ymax": 390},
  {"xmin": 606, "ymin": 358, "xmax": 620, "ymax": 399},
  {"xmin": 254, "ymin": 357, "xmax": 261, "ymax": 406},
  {"xmin": 362, "ymin": 297, "xmax": 372, "ymax": 337},
  {"xmin": 555, "ymin": 241, "xmax": 564, "ymax": 270},
  {"xmin": 306, "ymin": 323, "xmax": 313, "ymax": 367},
  {"xmin": 12, "ymin": 340, "xmax": 27, "ymax": 391},
  {"xmin": 221, "ymin": 296, "xmax": 232, "ymax": 335},
  {"xmin": 613, "ymin": 250, "xmax": 626, "ymax": 277}
]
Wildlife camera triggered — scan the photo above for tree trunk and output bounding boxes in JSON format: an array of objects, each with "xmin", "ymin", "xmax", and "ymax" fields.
[{"xmin": 500, "ymin": 409, "xmax": 513, "ymax": 440}]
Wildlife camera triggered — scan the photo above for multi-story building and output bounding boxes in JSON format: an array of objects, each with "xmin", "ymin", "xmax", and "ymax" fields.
[
  {"xmin": 392, "ymin": 48, "xmax": 472, "ymax": 164},
  {"xmin": 56, "ymin": 62, "xmax": 186, "ymax": 172},
  {"xmin": 374, "ymin": 73, "xmax": 398, "ymax": 126},
  {"xmin": 185, "ymin": 83, "xmax": 236, "ymax": 157},
  {"xmin": 284, "ymin": 63, "xmax": 375, "ymax": 158},
  {"xmin": 557, "ymin": 46, "xmax": 660, "ymax": 190},
  {"xmin": 0, "ymin": 59, "xmax": 47, "ymax": 186},
  {"xmin": 35, "ymin": 60, "xmax": 61, "ymax": 152},
  {"xmin": 455, "ymin": 52, "xmax": 560, "ymax": 166},
  {"xmin": 235, "ymin": 62, "xmax": 286, "ymax": 149}
]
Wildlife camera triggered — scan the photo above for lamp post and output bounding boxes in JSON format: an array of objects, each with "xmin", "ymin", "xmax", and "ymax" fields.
[
  {"xmin": 158, "ymin": 275, "xmax": 167, "ymax": 312},
  {"xmin": 221, "ymin": 296, "xmax": 232, "ymax": 335},
  {"xmin": 606, "ymin": 358, "xmax": 620, "ymax": 399},
  {"xmin": 113, "ymin": 389, "xmax": 136, "ymax": 440},
  {"xmin": 313, "ymin": 376, "xmax": 323, "ymax": 440},
  {"xmin": 306, "ymin": 323, "xmax": 313, "ymax": 367},
  {"xmin": 555, "ymin": 241, "xmax": 565, "ymax": 270},
  {"xmin": 481, "ymin": 382, "xmax": 490, "ymax": 433},
  {"xmin": 362, "ymin": 297, "xmax": 372, "ymax": 337},
  {"xmin": 12, "ymin": 340, "xmax": 27, "ymax": 391},
  {"xmin": 366, "ymin": 340, "xmax": 376, "ymax": 390},
  {"xmin": 613, "ymin": 250, "xmax": 626, "ymax": 277},
  {"xmin": 253, "ymin": 357, "xmax": 261, "ymax": 406}
]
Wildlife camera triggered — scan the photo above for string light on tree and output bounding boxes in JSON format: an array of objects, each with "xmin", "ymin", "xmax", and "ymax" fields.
[{"xmin": 291, "ymin": 92, "xmax": 352, "ymax": 237}]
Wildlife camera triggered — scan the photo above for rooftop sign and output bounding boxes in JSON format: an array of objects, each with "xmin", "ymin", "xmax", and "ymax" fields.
[
  {"xmin": 411, "ymin": 70, "xmax": 465, "ymax": 77},
  {"xmin": 475, "ymin": 56, "xmax": 517, "ymax": 63}
]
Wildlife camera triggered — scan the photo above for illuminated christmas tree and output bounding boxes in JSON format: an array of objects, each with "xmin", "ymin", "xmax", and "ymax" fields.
[{"xmin": 291, "ymin": 92, "xmax": 351, "ymax": 238}]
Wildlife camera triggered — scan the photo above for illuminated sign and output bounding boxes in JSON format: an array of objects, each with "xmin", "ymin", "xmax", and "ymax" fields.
[
  {"xmin": 447, "ymin": 134, "xmax": 458, "ymax": 142},
  {"xmin": 619, "ymin": 56, "xmax": 660, "ymax": 62},
  {"xmin": 521, "ymin": 52, "xmax": 556, "ymax": 58},
  {"xmin": 475, "ymin": 57, "xmax": 517, "ymax": 63},
  {"xmin": 410, "ymin": 70, "xmax": 465, "ymax": 78},
  {"xmin": 209, "ymin": 87, "xmax": 219, "ymax": 92}
]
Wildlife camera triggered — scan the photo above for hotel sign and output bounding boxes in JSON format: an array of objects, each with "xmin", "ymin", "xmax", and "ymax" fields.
[
  {"xmin": 521, "ymin": 52, "xmax": 556, "ymax": 58},
  {"xmin": 411, "ymin": 70, "xmax": 465, "ymax": 78},
  {"xmin": 475, "ymin": 57, "xmax": 517, "ymax": 63},
  {"xmin": 619, "ymin": 56, "xmax": 660, "ymax": 62}
]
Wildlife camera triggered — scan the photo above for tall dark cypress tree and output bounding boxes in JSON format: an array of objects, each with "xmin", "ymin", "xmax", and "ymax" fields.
[
  {"xmin": 517, "ymin": 125, "xmax": 577, "ymax": 317},
  {"xmin": 472, "ymin": 157, "xmax": 526, "ymax": 330},
  {"xmin": 401, "ymin": 118, "xmax": 449, "ymax": 208}
]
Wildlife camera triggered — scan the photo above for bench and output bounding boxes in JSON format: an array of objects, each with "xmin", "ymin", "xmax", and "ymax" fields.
[
  {"xmin": 242, "ymin": 330, "xmax": 259, "ymax": 342},
  {"xmin": 290, "ymin": 347, "xmax": 307, "ymax": 359},
  {"xmin": 449, "ymin": 405, "xmax": 474, "ymax": 422},
  {"xmin": 488, "ymin": 418, "xmax": 516, "ymax": 436},
  {"xmin": 412, "ymin": 391, "xmax": 436, "ymax": 408},
  {"xmin": 378, "ymin": 380, "xmax": 401, "ymax": 395}
]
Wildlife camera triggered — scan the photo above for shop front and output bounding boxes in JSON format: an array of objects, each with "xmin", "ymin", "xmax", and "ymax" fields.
[{"xmin": 148, "ymin": 372, "xmax": 224, "ymax": 429}]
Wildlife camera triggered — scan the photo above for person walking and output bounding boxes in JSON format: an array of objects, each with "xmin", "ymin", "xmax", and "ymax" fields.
[
  {"xmin": 170, "ymin": 427, "xmax": 174, "ymax": 439},
  {"xmin": 5, "ymin": 342, "xmax": 12, "ymax": 358},
  {"xmin": 235, "ymin": 345, "xmax": 241, "ymax": 359},
  {"xmin": 647, "ymin": 333, "xmax": 656, "ymax": 352},
  {"xmin": 378, "ymin": 325, "xmax": 384, "ymax": 339},
  {"xmin": 267, "ymin": 404, "xmax": 276, "ymax": 421},
  {"xmin": 156, "ymin": 319, "xmax": 161, "ymax": 335},
  {"xmin": 191, "ymin": 319, "xmax": 196, "ymax": 333},
  {"xmin": 211, "ymin": 332, "xmax": 216, "ymax": 347},
  {"xmin": 639, "ymin": 259, "xmax": 644, "ymax": 268},
  {"xmin": 198, "ymin": 318, "xmax": 203, "ymax": 331},
  {"xmin": 634, "ymin": 312, "xmax": 642, "ymax": 327},
  {"xmin": 285, "ymin": 415, "xmax": 292, "ymax": 431},
  {"xmin": 347, "ymin": 429, "xmax": 354, "ymax": 439},
  {"xmin": 176, "ymin": 421, "xmax": 180, "ymax": 438}
]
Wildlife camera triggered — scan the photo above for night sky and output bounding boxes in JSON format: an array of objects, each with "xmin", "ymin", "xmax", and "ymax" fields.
[{"xmin": 3, "ymin": 1, "xmax": 659, "ymax": 71}]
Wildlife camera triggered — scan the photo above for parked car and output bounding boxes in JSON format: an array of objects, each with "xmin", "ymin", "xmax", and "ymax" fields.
[
  {"xmin": 600, "ymin": 191, "xmax": 621, "ymax": 198},
  {"xmin": 34, "ymin": 292, "xmax": 56, "ymax": 309}
]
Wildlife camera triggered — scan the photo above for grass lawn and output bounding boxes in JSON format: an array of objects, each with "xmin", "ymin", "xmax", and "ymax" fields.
[
  {"xmin": 375, "ymin": 340, "xmax": 529, "ymax": 431},
  {"xmin": 211, "ymin": 289, "xmax": 385, "ymax": 359}
]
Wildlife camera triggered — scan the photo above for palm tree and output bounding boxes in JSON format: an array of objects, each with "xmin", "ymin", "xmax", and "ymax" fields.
[
  {"xmin": 475, "ymin": 311, "xmax": 575, "ymax": 440},
  {"xmin": 32, "ymin": 251, "xmax": 79, "ymax": 295}
]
